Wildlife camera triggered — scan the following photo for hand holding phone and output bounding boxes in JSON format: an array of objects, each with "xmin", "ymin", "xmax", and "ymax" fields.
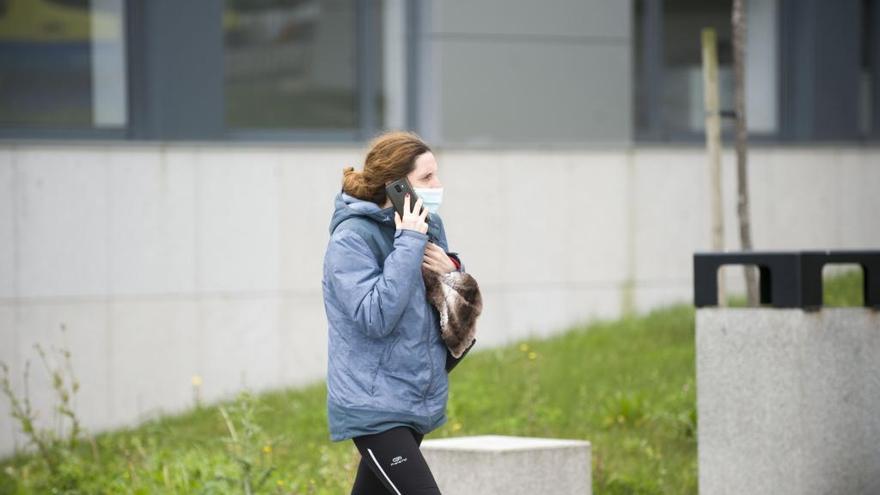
[
  {"xmin": 386, "ymin": 178, "xmax": 429, "ymax": 234},
  {"xmin": 394, "ymin": 192, "xmax": 428, "ymax": 234}
]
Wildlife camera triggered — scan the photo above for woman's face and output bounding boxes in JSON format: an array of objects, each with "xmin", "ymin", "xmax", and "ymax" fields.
[{"xmin": 406, "ymin": 151, "xmax": 442, "ymax": 189}]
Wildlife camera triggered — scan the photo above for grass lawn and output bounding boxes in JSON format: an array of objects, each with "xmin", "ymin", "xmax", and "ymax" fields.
[{"xmin": 0, "ymin": 270, "xmax": 865, "ymax": 494}]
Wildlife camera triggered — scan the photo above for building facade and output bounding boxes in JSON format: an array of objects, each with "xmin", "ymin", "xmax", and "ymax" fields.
[{"xmin": 1, "ymin": 0, "xmax": 878, "ymax": 456}]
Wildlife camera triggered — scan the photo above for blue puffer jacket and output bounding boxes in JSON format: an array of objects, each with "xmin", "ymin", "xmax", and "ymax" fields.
[{"xmin": 322, "ymin": 189, "xmax": 465, "ymax": 442}]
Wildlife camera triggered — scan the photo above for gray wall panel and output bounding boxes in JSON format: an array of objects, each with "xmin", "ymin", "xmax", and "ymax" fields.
[
  {"xmin": 431, "ymin": 0, "xmax": 630, "ymax": 39},
  {"xmin": 425, "ymin": 0, "xmax": 634, "ymax": 144},
  {"xmin": 437, "ymin": 39, "xmax": 632, "ymax": 144}
]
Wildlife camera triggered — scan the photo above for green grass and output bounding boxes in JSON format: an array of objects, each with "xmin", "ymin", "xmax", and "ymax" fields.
[{"xmin": 0, "ymin": 270, "xmax": 866, "ymax": 494}]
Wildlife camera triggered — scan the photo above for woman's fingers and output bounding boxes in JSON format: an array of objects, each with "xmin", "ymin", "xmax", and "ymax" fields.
[
  {"xmin": 423, "ymin": 245, "xmax": 439, "ymax": 260},
  {"xmin": 424, "ymin": 243, "xmax": 445, "ymax": 263},
  {"xmin": 422, "ymin": 251, "xmax": 438, "ymax": 265},
  {"xmin": 422, "ymin": 251, "xmax": 444, "ymax": 274},
  {"xmin": 422, "ymin": 258, "xmax": 441, "ymax": 274},
  {"xmin": 423, "ymin": 242, "xmax": 456, "ymax": 274},
  {"xmin": 397, "ymin": 193, "xmax": 429, "ymax": 233}
]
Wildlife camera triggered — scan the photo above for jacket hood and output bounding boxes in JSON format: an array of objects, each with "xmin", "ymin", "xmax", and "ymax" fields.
[
  {"xmin": 329, "ymin": 189, "xmax": 394, "ymax": 234},
  {"xmin": 329, "ymin": 189, "xmax": 442, "ymax": 241}
]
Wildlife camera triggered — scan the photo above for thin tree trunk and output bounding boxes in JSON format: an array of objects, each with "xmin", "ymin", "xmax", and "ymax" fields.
[
  {"xmin": 732, "ymin": 0, "xmax": 759, "ymax": 306},
  {"xmin": 701, "ymin": 28, "xmax": 726, "ymax": 306}
]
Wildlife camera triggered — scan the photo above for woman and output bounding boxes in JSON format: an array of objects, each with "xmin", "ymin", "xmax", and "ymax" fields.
[{"xmin": 321, "ymin": 130, "xmax": 474, "ymax": 494}]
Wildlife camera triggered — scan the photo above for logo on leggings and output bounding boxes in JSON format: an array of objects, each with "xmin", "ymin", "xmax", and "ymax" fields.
[{"xmin": 390, "ymin": 455, "xmax": 408, "ymax": 466}]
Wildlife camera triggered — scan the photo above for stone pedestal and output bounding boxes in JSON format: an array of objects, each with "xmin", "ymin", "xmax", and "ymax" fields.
[
  {"xmin": 697, "ymin": 308, "xmax": 880, "ymax": 495},
  {"xmin": 420, "ymin": 434, "xmax": 592, "ymax": 495}
]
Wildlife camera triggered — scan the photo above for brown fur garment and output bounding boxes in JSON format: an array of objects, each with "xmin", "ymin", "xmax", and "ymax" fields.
[{"xmin": 422, "ymin": 265, "xmax": 483, "ymax": 358}]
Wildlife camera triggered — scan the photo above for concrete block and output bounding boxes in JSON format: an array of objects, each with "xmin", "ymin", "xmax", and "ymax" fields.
[
  {"xmin": 420, "ymin": 435, "xmax": 591, "ymax": 495},
  {"xmin": 696, "ymin": 308, "xmax": 880, "ymax": 495}
]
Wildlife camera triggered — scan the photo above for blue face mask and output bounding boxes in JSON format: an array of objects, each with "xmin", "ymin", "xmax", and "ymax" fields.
[{"xmin": 413, "ymin": 187, "xmax": 444, "ymax": 214}]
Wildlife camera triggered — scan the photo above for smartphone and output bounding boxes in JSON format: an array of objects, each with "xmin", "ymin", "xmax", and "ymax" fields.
[{"xmin": 385, "ymin": 177, "xmax": 427, "ymax": 220}]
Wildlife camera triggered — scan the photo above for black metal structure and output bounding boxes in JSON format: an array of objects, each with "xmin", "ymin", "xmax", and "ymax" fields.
[{"xmin": 693, "ymin": 250, "xmax": 880, "ymax": 310}]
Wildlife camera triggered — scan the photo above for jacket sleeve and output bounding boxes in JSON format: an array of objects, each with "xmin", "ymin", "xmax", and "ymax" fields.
[
  {"xmin": 447, "ymin": 252, "xmax": 465, "ymax": 273},
  {"xmin": 325, "ymin": 228, "xmax": 429, "ymax": 339},
  {"xmin": 446, "ymin": 338, "xmax": 476, "ymax": 373}
]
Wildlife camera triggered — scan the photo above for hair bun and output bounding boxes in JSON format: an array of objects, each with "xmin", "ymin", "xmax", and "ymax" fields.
[{"xmin": 342, "ymin": 165, "xmax": 368, "ymax": 197}]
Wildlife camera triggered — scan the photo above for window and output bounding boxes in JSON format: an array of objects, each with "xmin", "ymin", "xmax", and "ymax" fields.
[
  {"xmin": 0, "ymin": 0, "xmax": 406, "ymax": 140},
  {"xmin": 0, "ymin": 0, "xmax": 127, "ymax": 129},
  {"xmin": 662, "ymin": 0, "xmax": 736, "ymax": 136},
  {"xmin": 635, "ymin": 0, "xmax": 780, "ymax": 140},
  {"xmin": 223, "ymin": 0, "xmax": 385, "ymax": 132}
]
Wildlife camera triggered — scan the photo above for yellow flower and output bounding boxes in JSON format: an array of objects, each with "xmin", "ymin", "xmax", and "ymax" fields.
[
  {"xmin": 276, "ymin": 480, "xmax": 285, "ymax": 487},
  {"xmin": 452, "ymin": 422, "xmax": 462, "ymax": 432},
  {"xmin": 262, "ymin": 444, "xmax": 272, "ymax": 454},
  {"xmin": 519, "ymin": 343, "xmax": 529, "ymax": 352},
  {"xmin": 191, "ymin": 375, "xmax": 203, "ymax": 387},
  {"xmin": 528, "ymin": 352, "xmax": 537, "ymax": 360}
]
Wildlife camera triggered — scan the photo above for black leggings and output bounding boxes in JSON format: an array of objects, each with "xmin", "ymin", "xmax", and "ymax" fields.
[{"xmin": 351, "ymin": 425, "xmax": 442, "ymax": 494}]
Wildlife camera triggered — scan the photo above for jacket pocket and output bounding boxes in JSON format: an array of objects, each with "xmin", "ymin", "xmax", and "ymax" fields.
[{"xmin": 370, "ymin": 334, "xmax": 401, "ymax": 397}]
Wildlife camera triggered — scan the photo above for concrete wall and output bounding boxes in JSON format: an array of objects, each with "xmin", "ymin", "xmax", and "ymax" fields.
[
  {"xmin": 421, "ymin": 0, "xmax": 633, "ymax": 145},
  {"xmin": 0, "ymin": 143, "xmax": 878, "ymax": 456}
]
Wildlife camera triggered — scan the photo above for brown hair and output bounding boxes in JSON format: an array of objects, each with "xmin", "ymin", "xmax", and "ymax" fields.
[{"xmin": 342, "ymin": 130, "xmax": 432, "ymax": 206}]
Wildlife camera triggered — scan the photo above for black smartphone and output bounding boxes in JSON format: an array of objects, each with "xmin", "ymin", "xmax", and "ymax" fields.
[{"xmin": 385, "ymin": 177, "xmax": 426, "ymax": 220}]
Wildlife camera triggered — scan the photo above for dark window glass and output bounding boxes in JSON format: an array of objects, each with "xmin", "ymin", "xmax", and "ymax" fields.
[
  {"xmin": 662, "ymin": 0, "xmax": 734, "ymax": 135},
  {"xmin": 0, "ymin": 0, "xmax": 127, "ymax": 129},
  {"xmin": 224, "ymin": 0, "xmax": 365, "ymax": 130},
  {"xmin": 635, "ymin": 0, "xmax": 781, "ymax": 139}
]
